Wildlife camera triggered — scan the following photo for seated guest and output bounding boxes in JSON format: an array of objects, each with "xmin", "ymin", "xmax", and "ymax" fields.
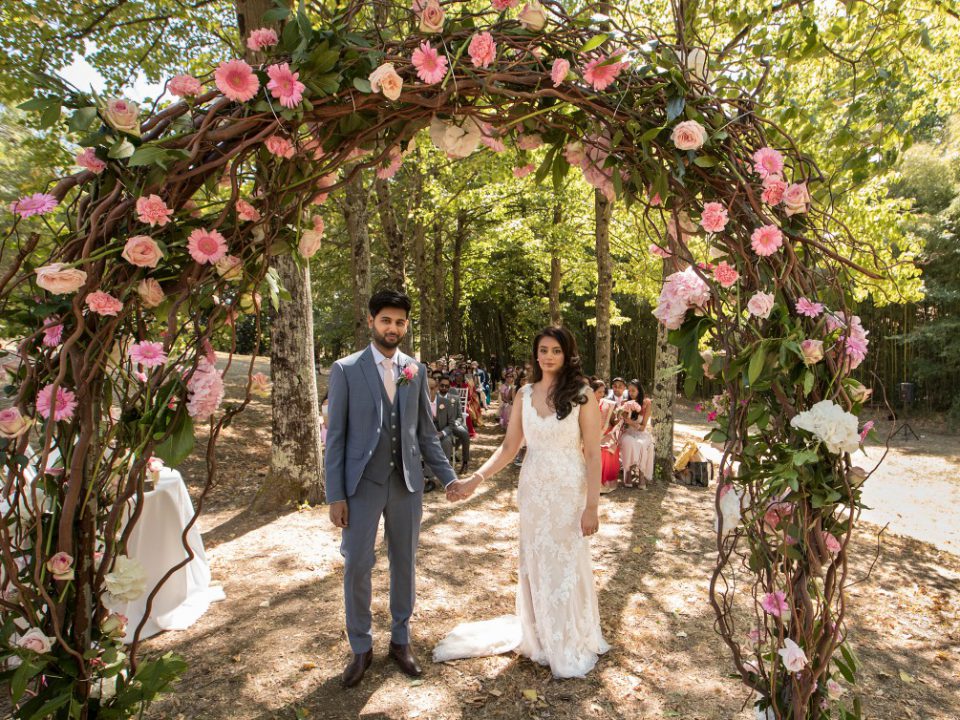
[
  {"xmin": 618, "ymin": 379, "xmax": 654, "ymax": 488},
  {"xmin": 607, "ymin": 377, "xmax": 629, "ymax": 404},
  {"xmin": 438, "ymin": 375, "xmax": 470, "ymax": 473},
  {"xmin": 423, "ymin": 375, "xmax": 462, "ymax": 491},
  {"xmin": 591, "ymin": 378, "xmax": 620, "ymax": 494}
]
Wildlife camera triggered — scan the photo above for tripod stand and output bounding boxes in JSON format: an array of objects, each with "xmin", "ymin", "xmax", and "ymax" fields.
[{"xmin": 891, "ymin": 382, "xmax": 919, "ymax": 441}]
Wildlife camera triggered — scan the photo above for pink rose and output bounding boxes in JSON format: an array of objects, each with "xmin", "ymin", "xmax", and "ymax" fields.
[
  {"xmin": 402, "ymin": 364, "xmax": 418, "ymax": 381},
  {"xmin": 121, "ymin": 235, "xmax": 163, "ymax": 268},
  {"xmin": 700, "ymin": 202, "xmax": 728, "ymax": 233},
  {"xmin": 46, "ymin": 551, "xmax": 75, "ymax": 581},
  {"xmin": 215, "ymin": 255, "xmax": 243, "ymax": 280},
  {"xmin": 0, "ymin": 407, "xmax": 32, "ymax": 438},
  {"xmin": 418, "ymin": 0, "xmax": 445, "ymax": 33},
  {"xmin": 761, "ymin": 176, "xmax": 787, "ymax": 205},
  {"xmin": 822, "ymin": 531, "xmax": 842, "ymax": 555},
  {"xmin": 76, "ymin": 147, "xmax": 106, "ymax": 174},
  {"xmin": 86, "ymin": 290, "xmax": 124, "ymax": 317},
  {"xmin": 747, "ymin": 291, "xmax": 775, "ymax": 319},
  {"xmin": 299, "ymin": 215, "xmax": 325, "ymax": 258},
  {"xmin": 137, "ymin": 278, "xmax": 164, "ymax": 308},
  {"xmin": 800, "ymin": 339, "xmax": 824, "ymax": 365},
  {"xmin": 368, "ymin": 63, "xmax": 404, "ymax": 100},
  {"xmin": 468, "ymin": 32, "xmax": 497, "ymax": 68},
  {"xmin": 670, "ymin": 120, "xmax": 708, "ymax": 151},
  {"xmin": 551, "ymin": 58, "xmax": 570, "ymax": 86},
  {"xmin": 36, "ymin": 263, "xmax": 87, "ymax": 295},
  {"xmin": 782, "ymin": 182, "xmax": 810, "ymax": 216},
  {"xmin": 102, "ymin": 98, "xmax": 141, "ymax": 137}
]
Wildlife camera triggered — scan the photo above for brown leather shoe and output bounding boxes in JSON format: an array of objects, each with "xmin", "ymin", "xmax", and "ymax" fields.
[
  {"xmin": 341, "ymin": 649, "xmax": 373, "ymax": 688},
  {"xmin": 388, "ymin": 642, "xmax": 422, "ymax": 677}
]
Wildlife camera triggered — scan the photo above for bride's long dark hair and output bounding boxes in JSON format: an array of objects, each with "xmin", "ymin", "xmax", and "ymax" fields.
[{"xmin": 530, "ymin": 326, "xmax": 587, "ymax": 421}]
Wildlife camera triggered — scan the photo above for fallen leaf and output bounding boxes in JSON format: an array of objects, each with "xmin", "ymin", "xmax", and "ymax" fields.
[
  {"xmin": 299, "ymin": 662, "xmax": 317, "ymax": 671},
  {"xmin": 899, "ymin": 670, "xmax": 915, "ymax": 684},
  {"xmin": 522, "ymin": 689, "xmax": 538, "ymax": 701},
  {"xmin": 632, "ymin": 546, "xmax": 644, "ymax": 554},
  {"xmin": 675, "ymin": 631, "xmax": 688, "ymax": 638},
  {"xmin": 488, "ymin": 689, "xmax": 503, "ymax": 697}
]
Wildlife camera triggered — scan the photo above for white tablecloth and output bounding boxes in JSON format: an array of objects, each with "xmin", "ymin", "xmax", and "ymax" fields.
[{"xmin": 105, "ymin": 468, "xmax": 225, "ymax": 642}]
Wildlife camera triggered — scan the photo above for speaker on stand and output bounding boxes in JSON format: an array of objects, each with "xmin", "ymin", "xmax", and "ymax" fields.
[{"xmin": 891, "ymin": 381, "xmax": 919, "ymax": 441}]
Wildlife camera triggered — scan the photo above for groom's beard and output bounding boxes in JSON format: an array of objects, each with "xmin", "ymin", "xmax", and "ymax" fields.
[{"xmin": 371, "ymin": 326, "xmax": 402, "ymax": 349}]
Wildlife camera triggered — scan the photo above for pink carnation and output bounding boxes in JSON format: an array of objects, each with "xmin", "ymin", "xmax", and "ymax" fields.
[
  {"xmin": 376, "ymin": 147, "xmax": 404, "ymax": 179},
  {"xmin": 513, "ymin": 163, "xmax": 536, "ymax": 178},
  {"xmin": 700, "ymin": 202, "xmax": 728, "ymax": 233},
  {"xmin": 169, "ymin": 74, "xmax": 203, "ymax": 97},
  {"xmin": 649, "ymin": 243, "xmax": 671, "ymax": 259},
  {"xmin": 468, "ymin": 32, "xmax": 497, "ymax": 68},
  {"xmin": 187, "ymin": 358, "xmax": 225, "ymax": 418},
  {"xmin": 551, "ymin": 58, "xmax": 570, "ymax": 86},
  {"xmin": 822, "ymin": 532, "xmax": 842, "ymax": 555},
  {"xmin": 795, "ymin": 297, "xmax": 823, "ymax": 318},
  {"xmin": 750, "ymin": 224, "xmax": 783, "ymax": 256},
  {"xmin": 764, "ymin": 501, "xmax": 793, "ymax": 530},
  {"xmin": 76, "ymin": 148, "xmax": 106, "ymax": 174},
  {"xmin": 246, "ymin": 28, "xmax": 279, "ymax": 52},
  {"xmin": 752, "ymin": 147, "xmax": 784, "ymax": 179},
  {"xmin": 653, "ymin": 267, "xmax": 711, "ymax": 329},
  {"xmin": 267, "ymin": 62, "xmax": 306, "ymax": 108},
  {"xmin": 491, "ymin": 0, "xmax": 520, "ymax": 9},
  {"xmin": 761, "ymin": 590, "xmax": 790, "ymax": 618},
  {"xmin": 36, "ymin": 383, "xmax": 78, "ymax": 422},
  {"xmin": 859, "ymin": 420, "xmax": 874, "ymax": 442},
  {"xmin": 187, "ymin": 228, "xmax": 228, "ymax": 264},
  {"xmin": 265, "ymin": 135, "xmax": 295, "ymax": 159},
  {"xmin": 411, "ymin": 41, "xmax": 448, "ymax": 84},
  {"xmin": 516, "ymin": 133, "xmax": 543, "ymax": 151},
  {"xmin": 85, "ymin": 290, "xmax": 123, "ymax": 317},
  {"xmin": 42, "ymin": 318, "xmax": 63, "ymax": 347},
  {"xmin": 135, "ymin": 194, "xmax": 173, "ymax": 227},
  {"xmin": 214, "ymin": 59, "xmax": 260, "ymax": 103},
  {"xmin": 761, "ymin": 176, "xmax": 787, "ymax": 205},
  {"xmin": 11, "ymin": 193, "xmax": 58, "ymax": 218},
  {"xmin": 712, "ymin": 260, "xmax": 739, "ymax": 288},
  {"xmin": 129, "ymin": 341, "xmax": 168, "ymax": 368},
  {"xmin": 582, "ymin": 53, "xmax": 626, "ymax": 91},
  {"xmin": 236, "ymin": 199, "xmax": 261, "ymax": 222}
]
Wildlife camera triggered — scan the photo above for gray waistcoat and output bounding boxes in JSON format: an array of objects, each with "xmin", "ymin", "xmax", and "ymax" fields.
[{"xmin": 367, "ymin": 382, "xmax": 403, "ymax": 480}]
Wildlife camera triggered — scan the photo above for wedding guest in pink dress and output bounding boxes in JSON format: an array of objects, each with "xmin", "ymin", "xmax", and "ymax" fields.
[
  {"xmin": 590, "ymin": 378, "xmax": 620, "ymax": 494},
  {"xmin": 618, "ymin": 379, "xmax": 654, "ymax": 489}
]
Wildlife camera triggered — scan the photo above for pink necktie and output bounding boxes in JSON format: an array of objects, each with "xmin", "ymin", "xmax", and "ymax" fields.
[{"xmin": 381, "ymin": 357, "xmax": 396, "ymax": 403}]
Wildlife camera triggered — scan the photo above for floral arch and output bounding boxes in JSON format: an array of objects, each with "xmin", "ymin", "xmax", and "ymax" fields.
[{"xmin": 1, "ymin": 1, "xmax": 877, "ymax": 718}]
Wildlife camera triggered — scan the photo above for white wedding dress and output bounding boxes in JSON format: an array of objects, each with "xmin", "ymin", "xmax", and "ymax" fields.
[{"xmin": 434, "ymin": 385, "xmax": 610, "ymax": 678}]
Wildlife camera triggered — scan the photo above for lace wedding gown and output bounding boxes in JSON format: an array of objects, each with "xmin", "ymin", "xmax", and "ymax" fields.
[{"xmin": 434, "ymin": 385, "xmax": 609, "ymax": 678}]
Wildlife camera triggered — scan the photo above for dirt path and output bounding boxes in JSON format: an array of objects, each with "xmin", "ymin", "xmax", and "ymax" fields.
[{"xmin": 140, "ymin": 356, "xmax": 960, "ymax": 720}]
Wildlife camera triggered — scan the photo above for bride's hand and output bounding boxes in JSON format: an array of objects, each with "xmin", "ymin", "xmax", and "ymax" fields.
[{"xmin": 580, "ymin": 506, "xmax": 599, "ymax": 537}]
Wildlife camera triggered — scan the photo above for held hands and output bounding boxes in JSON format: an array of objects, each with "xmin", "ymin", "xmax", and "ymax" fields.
[
  {"xmin": 580, "ymin": 505, "xmax": 600, "ymax": 537},
  {"xmin": 446, "ymin": 472, "xmax": 483, "ymax": 502}
]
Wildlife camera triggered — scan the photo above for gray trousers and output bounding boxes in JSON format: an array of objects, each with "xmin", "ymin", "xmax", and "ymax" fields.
[{"xmin": 341, "ymin": 470, "xmax": 423, "ymax": 653}]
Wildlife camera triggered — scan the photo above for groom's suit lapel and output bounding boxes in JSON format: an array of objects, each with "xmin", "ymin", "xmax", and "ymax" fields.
[
  {"xmin": 396, "ymin": 352, "xmax": 418, "ymax": 424},
  {"xmin": 358, "ymin": 347, "xmax": 383, "ymax": 419}
]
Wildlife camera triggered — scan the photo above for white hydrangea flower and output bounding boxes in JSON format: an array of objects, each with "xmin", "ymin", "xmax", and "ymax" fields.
[
  {"xmin": 104, "ymin": 555, "xmax": 147, "ymax": 602},
  {"xmin": 789, "ymin": 400, "xmax": 860, "ymax": 455}
]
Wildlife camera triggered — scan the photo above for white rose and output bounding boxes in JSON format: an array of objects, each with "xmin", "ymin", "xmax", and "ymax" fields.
[
  {"xmin": 16, "ymin": 627, "xmax": 55, "ymax": 654},
  {"xmin": 518, "ymin": 1, "xmax": 547, "ymax": 31},
  {"xmin": 104, "ymin": 555, "xmax": 147, "ymax": 602},
  {"xmin": 682, "ymin": 47, "xmax": 710, "ymax": 83},
  {"xmin": 429, "ymin": 115, "xmax": 483, "ymax": 158},
  {"xmin": 747, "ymin": 291, "xmax": 775, "ymax": 319}
]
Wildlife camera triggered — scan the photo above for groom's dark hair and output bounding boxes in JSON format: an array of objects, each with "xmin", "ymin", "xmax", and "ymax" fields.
[{"xmin": 368, "ymin": 289, "xmax": 411, "ymax": 318}]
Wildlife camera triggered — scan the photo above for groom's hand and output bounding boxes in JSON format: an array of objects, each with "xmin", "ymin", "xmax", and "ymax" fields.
[{"xmin": 329, "ymin": 500, "xmax": 349, "ymax": 528}]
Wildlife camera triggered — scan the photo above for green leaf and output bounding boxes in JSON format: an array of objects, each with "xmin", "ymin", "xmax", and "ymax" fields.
[
  {"xmin": 693, "ymin": 155, "xmax": 718, "ymax": 167},
  {"xmin": 748, "ymin": 345, "xmax": 766, "ymax": 385},
  {"xmin": 153, "ymin": 414, "xmax": 195, "ymax": 467},
  {"xmin": 39, "ymin": 102, "xmax": 62, "ymax": 129},
  {"xmin": 128, "ymin": 145, "xmax": 171, "ymax": 168},
  {"xmin": 262, "ymin": 6, "xmax": 291, "ymax": 22},
  {"xmin": 67, "ymin": 106, "xmax": 99, "ymax": 133},
  {"xmin": 802, "ymin": 369, "xmax": 814, "ymax": 396},
  {"xmin": 11, "ymin": 658, "xmax": 45, "ymax": 703},
  {"xmin": 666, "ymin": 96, "xmax": 685, "ymax": 122},
  {"xmin": 580, "ymin": 34, "xmax": 608, "ymax": 53},
  {"xmin": 640, "ymin": 126, "xmax": 663, "ymax": 142},
  {"xmin": 107, "ymin": 138, "xmax": 135, "ymax": 159},
  {"xmin": 17, "ymin": 97, "xmax": 56, "ymax": 112},
  {"xmin": 352, "ymin": 77, "xmax": 372, "ymax": 93}
]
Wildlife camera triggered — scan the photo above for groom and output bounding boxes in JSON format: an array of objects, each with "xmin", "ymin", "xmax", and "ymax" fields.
[{"xmin": 325, "ymin": 289, "xmax": 461, "ymax": 688}]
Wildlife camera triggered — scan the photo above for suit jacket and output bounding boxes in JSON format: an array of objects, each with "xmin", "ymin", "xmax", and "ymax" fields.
[
  {"xmin": 324, "ymin": 346, "xmax": 457, "ymax": 503},
  {"xmin": 433, "ymin": 392, "xmax": 462, "ymax": 440}
]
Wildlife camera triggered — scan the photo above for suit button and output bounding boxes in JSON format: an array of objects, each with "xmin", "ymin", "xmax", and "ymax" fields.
[
  {"xmin": 390, "ymin": 462, "xmax": 395, "ymax": 468},
  {"xmin": 391, "ymin": 425, "xmax": 396, "ymax": 430}
]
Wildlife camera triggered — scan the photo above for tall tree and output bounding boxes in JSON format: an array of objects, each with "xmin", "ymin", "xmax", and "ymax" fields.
[
  {"xmin": 343, "ymin": 172, "xmax": 372, "ymax": 351},
  {"xmin": 241, "ymin": 0, "xmax": 324, "ymax": 510},
  {"xmin": 450, "ymin": 208, "xmax": 468, "ymax": 354},
  {"xmin": 549, "ymin": 202, "xmax": 564, "ymax": 326},
  {"xmin": 651, "ymin": 260, "xmax": 678, "ymax": 482},
  {"xmin": 594, "ymin": 189, "xmax": 613, "ymax": 379}
]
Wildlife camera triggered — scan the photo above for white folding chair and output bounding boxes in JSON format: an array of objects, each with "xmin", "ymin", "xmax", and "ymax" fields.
[{"xmin": 457, "ymin": 387, "xmax": 469, "ymax": 422}]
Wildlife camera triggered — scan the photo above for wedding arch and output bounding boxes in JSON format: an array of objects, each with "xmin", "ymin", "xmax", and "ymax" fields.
[{"xmin": 1, "ymin": 1, "xmax": 879, "ymax": 717}]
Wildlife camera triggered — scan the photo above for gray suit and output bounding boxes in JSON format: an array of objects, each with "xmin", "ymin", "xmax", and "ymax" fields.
[
  {"xmin": 325, "ymin": 346, "xmax": 457, "ymax": 654},
  {"xmin": 430, "ymin": 392, "xmax": 462, "ymax": 462}
]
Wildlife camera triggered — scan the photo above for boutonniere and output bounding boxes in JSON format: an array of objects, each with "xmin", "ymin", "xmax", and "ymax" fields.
[
  {"xmin": 438, "ymin": 401, "xmax": 446, "ymax": 410},
  {"xmin": 397, "ymin": 363, "xmax": 418, "ymax": 386}
]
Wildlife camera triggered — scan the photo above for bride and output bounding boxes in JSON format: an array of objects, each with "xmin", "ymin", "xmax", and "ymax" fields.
[{"xmin": 441, "ymin": 326, "xmax": 610, "ymax": 678}]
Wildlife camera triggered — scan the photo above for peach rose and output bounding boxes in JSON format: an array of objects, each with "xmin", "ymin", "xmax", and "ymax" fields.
[
  {"xmin": 0, "ymin": 407, "xmax": 32, "ymax": 438},
  {"xmin": 215, "ymin": 255, "xmax": 243, "ymax": 280},
  {"xmin": 299, "ymin": 216, "xmax": 324, "ymax": 258},
  {"xmin": 782, "ymin": 182, "xmax": 810, "ymax": 216},
  {"xmin": 747, "ymin": 291, "xmax": 775, "ymax": 319},
  {"xmin": 102, "ymin": 98, "xmax": 141, "ymax": 137},
  {"xmin": 137, "ymin": 278, "xmax": 165, "ymax": 308},
  {"xmin": 36, "ymin": 263, "xmax": 87, "ymax": 294},
  {"xmin": 369, "ymin": 63, "xmax": 403, "ymax": 100},
  {"xmin": 121, "ymin": 235, "xmax": 163, "ymax": 268},
  {"xmin": 800, "ymin": 339, "xmax": 824, "ymax": 365},
  {"xmin": 46, "ymin": 551, "xmax": 75, "ymax": 581},
  {"xmin": 671, "ymin": 119, "xmax": 708, "ymax": 151},
  {"xmin": 418, "ymin": 0, "xmax": 445, "ymax": 33},
  {"xmin": 100, "ymin": 612, "xmax": 128, "ymax": 637},
  {"xmin": 518, "ymin": 1, "xmax": 547, "ymax": 31}
]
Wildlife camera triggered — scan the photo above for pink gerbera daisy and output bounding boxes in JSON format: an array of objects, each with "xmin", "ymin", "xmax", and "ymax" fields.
[
  {"xmin": 582, "ymin": 53, "xmax": 626, "ymax": 91},
  {"xmin": 11, "ymin": 193, "xmax": 58, "ymax": 218},
  {"xmin": 187, "ymin": 228, "xmax": 228, "ymax": 264},
  {"xmin": 128, "ymin": 340, "xmax": 168, "ymax": 369},
  {"xmin": 411, "ymin": 41, "xmax": 448, "ymax": 84},
  {"xmin": 712, "ymin": 261, "xmax": 740, "ymax": 288},
  {"xmin": 750, "ymin": 224, "xmax": 784, "ymax": 256},
  {"xmin": 266, "ymin": 63, "xmax": 306, "ymax": 108},
  {"xmin": 36, "ymin": 383, "xmax": 78, "ymax": 422},
  {"xmin": 752, "ymin": 147, "xmax": 784, "ymax": 179},
  {"xmin": 214, "ymin": 59, "xmax": 261, "ymax": 103},
  {"xmin": 795, "ymin": 297, "xmax": 824, "ymax": 318}
]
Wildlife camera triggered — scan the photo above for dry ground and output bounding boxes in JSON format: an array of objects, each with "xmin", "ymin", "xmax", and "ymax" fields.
[{"xmin": 140, "ymin": 354, "xmax": 960, "ymax": 720}]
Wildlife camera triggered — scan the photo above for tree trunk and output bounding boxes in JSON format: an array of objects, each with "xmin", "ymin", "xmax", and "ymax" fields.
[
  {"xmin": 374, "ymin": 175, "xmax": 413, "ymax": 354},
  {"xmin": 450, "ymin": 209, "xmax": 467, "ymax": 355},
  {"xmin": 344, "ymin": 172, "xmax": 372, "ymax": 351},
  {"xmin": 238, "ymin": 0, "xmax": 322, "ymax": 511},
  {"xmin": 652, "ymin": 261, "xmax": 678, "ymax": 483},
  {"xmin": 594, "ymin": 189, "xmax": 613, "ymax": 379},
  {"xmin": 432, "ymin": 221, "xmax": 446, "ymax": 354},
  {"xmin": 549, "ymin": 202, "xmax": 563, "ymax": 326},
  {"xmin": 412, "ymin": 220, "xmax": 434, "ymax": 359},
  {"xmin": 254, "ymin": 256, "xmax": 325, "ymax": 509}
]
